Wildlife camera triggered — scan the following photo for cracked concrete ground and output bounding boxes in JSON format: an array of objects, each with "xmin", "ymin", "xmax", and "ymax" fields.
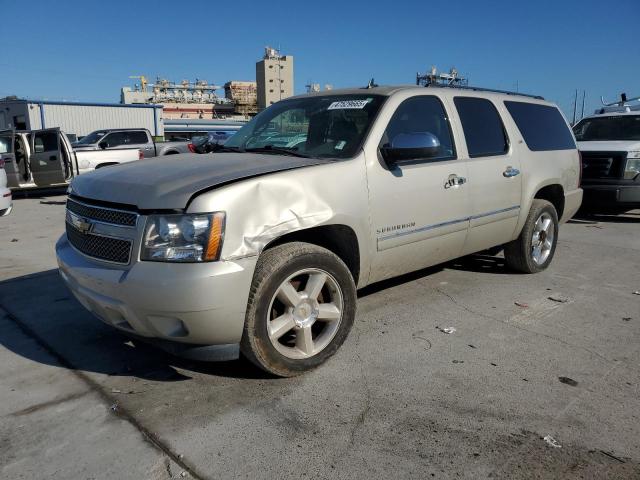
[{"xmin": 0, "ymin": 194, "xmax": 639, "ymax": 479}]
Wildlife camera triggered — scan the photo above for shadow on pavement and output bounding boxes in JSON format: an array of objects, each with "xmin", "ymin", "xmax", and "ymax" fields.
[
  {"xmin": 570, "ymin": 213, "xmax": 640, "ymax": 223},
  {"xmin": 0, "ymin": 269, "xmax": 269, "ymax": 382},
  {"xmin": 446, "ymin": 254, "xmax": 509, "ymax": 275},
  {"xmin": 572, "ymin": 210, "xmax": 640, "ymax": 224},
  {"xmin": 1, "ymin": 248, "xmax": 515, "ymax": 382}
]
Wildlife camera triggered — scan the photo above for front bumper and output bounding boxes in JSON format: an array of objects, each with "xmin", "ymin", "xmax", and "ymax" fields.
[
  {"xmin": 0, "ymin": 187, "xmax": 12, "ymax": 216},
  {"xmin": 56, "ymin": 234, "xmax": 257, "ymax": 346},
  {"xmin": 581, "ymin": 182, "xmax": 640, "ymax": 209}
]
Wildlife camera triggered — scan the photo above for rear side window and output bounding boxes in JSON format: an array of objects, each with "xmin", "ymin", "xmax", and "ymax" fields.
[
  {"xmin": 127, "ymin": 131, "xmax": 149, "ymax": 144},
  {"xmin": 0, "ymin": 135, "xmax": 12, "ymax": 154},
  {"xmin": 33, "ymin": 132, "xmax": 59, "ymax": 153},
  {"xmin": 103, "ymin": 132, "xmax": 127, "ymax": 147},
  {"xmin": 454, "ymin": 97, "xmax": 509, "ymax": 157},
  {"xmin": 505, "ymin": 101, "xmax": 576, "ymax": 151}
]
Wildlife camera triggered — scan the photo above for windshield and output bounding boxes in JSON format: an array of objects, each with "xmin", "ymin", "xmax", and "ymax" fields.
[
  {"xmin": 75, "ymin": 130, "xmax": 107, "ymax": 145},
  {"xmin": 224, "ymin": 94, "xmax": 386, "ymax": 159},
  {"xmin": 573, "ymin": 115, "xmax": 640, "ymax": 141}
]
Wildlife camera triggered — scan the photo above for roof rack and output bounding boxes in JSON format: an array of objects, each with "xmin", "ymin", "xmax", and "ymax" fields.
[{"xmin": 425, "ymin": 83, "xmax": 544, "ymax": 100}]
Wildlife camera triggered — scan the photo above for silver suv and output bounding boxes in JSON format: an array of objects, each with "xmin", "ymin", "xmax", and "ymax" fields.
[{"xmin": 56, "ymin": 86, "xmax": 582, "ymax": 376}]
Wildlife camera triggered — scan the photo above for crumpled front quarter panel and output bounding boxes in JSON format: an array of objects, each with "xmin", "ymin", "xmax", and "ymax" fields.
[{"xmin": 187, "ymin": 157, "xmax": 373, "ymax": 287}]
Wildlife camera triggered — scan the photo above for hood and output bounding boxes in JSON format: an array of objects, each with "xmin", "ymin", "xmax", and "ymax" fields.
[
  {"xmin": 577, "ymin": 140, "xmax": 640, "ymax": 152},
  {"xmin": 69, "ymin": 152, "xmax": 330, "ymax": 210}
]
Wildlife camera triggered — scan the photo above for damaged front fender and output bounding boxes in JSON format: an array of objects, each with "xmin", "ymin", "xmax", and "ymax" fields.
[{"xmin": 186, "ymin": 159, "xmax": 372, "ymax": 286}]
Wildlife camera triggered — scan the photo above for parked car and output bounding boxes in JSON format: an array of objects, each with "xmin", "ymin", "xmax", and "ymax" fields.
[
  {"xmin": 56, "ymin": 86, "xmax": 582, "ymax": 377},
  {"xmin": 0, "ymin": 150, "xmax": 12, "ymax": 216},
  {"xmin": 72, "ymin": 128, "xmax": 195, "ymax": 157},
  {"xmin": 190, "ymin": 131, "xmax": 237, "ymax": 153},
  {"xmin": 0, "ymin": 128, "xmax": 142, "ymax": 188},
  {"xmin": 573, "ymin": 106, "xmax": 640, "ymax": 213}
]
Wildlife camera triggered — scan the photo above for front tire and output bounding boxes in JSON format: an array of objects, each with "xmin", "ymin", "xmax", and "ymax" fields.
[
  {"xmin": 504, "ymin": 199, "xmax": 559, "ymax": 273},
  {"xmin": 241, "ymin": 242, "xmax": 357, "ymax": 377}
]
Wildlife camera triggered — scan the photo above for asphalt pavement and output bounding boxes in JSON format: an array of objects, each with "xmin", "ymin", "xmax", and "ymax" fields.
[{"xmin": 1, "ymin": 195, "xmax": 639, "ymax": 479}]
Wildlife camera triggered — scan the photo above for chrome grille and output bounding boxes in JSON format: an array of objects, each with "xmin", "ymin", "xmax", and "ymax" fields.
[
  {"xmin": 65, "ymin": 197, "xmax": 137, "ymax": 264},
  {"xmin": 66, "ymin": 198, "xmax": 138, "ymax": 227},
  {"xmin": 581, "ymin": 151, "xmax": 626, "ymax": 180},
  {"xmin": 66, "ymin": 223, "xmax": 132, "ymax": 264}
]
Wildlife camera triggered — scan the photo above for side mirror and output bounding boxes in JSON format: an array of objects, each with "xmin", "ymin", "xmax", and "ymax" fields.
[
  {"xmin": 98, "ymin": 141, "xmax": 108, "ymax": 150},
  {"xmin": 381, "ymin": 132, "xmax": 441, "ymax": 166}
]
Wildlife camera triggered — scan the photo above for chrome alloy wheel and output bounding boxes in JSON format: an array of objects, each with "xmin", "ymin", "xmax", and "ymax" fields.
[
  {"xmin": 531, "ymin": 212, "xmax": 555, "ymax": 265},
  {"xmin": 267, "ymin": 268, "xmax": 344, "ymax": 360}
]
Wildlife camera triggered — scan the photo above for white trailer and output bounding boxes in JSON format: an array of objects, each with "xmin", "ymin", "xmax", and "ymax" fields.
[{"xmin": 0, "ymin": 98, "xmax": 163, "ymax": 141}]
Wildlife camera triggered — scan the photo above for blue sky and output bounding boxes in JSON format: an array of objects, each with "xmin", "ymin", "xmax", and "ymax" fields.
[{"xmin": 1, "ymin": 0, "xmax": 638, "ymax": 119}]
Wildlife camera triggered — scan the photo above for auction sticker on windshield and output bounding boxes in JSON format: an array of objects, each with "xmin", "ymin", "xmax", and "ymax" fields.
[{"xmin": 327, "ymin": 99, "xmax": 372, "ymax": 110}]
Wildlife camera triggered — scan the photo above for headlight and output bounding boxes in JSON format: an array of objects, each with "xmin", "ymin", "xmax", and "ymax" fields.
[
  {"xmin": 141, "ymin": 212, "xmax": 225, "ymax": 262},
  {"xmin": 625, "ymin": 152, "xmax": 640, "ymax": 180}
]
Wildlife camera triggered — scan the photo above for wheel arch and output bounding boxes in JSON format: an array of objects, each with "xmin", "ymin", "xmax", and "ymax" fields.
[
  {"xmin": 262, "ymin": 224, "xmax": 361, "ymax": 285},
  {"xmin": 534, "ymin": 183, "xmax": 565, "ymax": 219}
]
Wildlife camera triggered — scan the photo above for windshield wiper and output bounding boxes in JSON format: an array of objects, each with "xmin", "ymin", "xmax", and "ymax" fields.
[{"xmin": 244, "ymin": 145, "xmax": 313, "ymax": 158}]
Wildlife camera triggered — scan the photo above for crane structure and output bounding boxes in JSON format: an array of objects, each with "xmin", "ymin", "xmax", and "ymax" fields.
[{"xmin": 416, "ymin": 66, "xmax": 468, "ymax": 87}]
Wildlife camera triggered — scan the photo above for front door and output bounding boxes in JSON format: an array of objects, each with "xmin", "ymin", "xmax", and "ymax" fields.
[
  {"xmin": 366, "ymin": 94, "xmax": 471, "ymax": 283},
  {"xmin": 30, "ymin": 128, "xmax": 68, "ymax": 186},
  {"xmin": 450, "ymin": 96, "xmax": 522, "ymax": 254},
  {"xmin": 0, "ymin": 129, "xmax": 21, "ymax": 187}
]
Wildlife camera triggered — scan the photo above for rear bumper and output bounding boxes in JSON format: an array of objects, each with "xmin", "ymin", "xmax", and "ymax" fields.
[
  {"xmin": 56, "ymin": 234, "xmax": 257, "ymax": 346},
  {"xmin": 581, "ymin": 183, "xmax": 640, "ymax": 209},
  {"xmin": 561, "ymin": 188, "xmax": 583, "ymax": 223}
]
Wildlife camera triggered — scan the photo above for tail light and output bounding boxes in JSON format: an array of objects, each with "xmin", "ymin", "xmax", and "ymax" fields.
[
  {"xmin": 0, "ymin": 159, "xmax": 4, "ymax": 169},
  {"xmin": 188, "ymin": 143, "xmax": 196, "ymax": 153},
  {"xmin": 139, "ymin": 149, "xmax": 144, "ymax": 160}
]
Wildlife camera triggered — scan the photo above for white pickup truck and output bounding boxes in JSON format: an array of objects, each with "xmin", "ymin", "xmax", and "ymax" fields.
[
  {"xmin": 72, "ymin": 128, "xmax": 194, "ymax": 157},
  {"xmin": 573, "ymin": 101, "xmax": 640, "ymax": 213},
  {"xmin": 0, "ymin": 128, "xmax": 142, "ymax": 188}
]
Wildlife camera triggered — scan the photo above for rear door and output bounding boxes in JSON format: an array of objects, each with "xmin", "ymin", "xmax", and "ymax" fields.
[
  {"xmin": 30, "ymin": 128, "xmax": 68, "ymax": 186},
  {"xmin": 127, "ymin": 130, "xmax": 155, "ymax": 157},
  {"xmin": 451, "ymin": 96, "xmax": 522, "ymax": 254},
  {"xmin": 0, "ymin": 129, "xmax": 21, "ymax": 187}
]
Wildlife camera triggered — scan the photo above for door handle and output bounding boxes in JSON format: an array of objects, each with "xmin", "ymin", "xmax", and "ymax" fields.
[
  {"xmin": 445, "ymin": 174, "xmax": 467, "ymax": 189},
  {"xmin": 49, "ymin": 155, "xmax": 57, "ymax": 161},
  {"xmin": 503, "ymin": 166, "xmax": 521, "ymax": 177}
]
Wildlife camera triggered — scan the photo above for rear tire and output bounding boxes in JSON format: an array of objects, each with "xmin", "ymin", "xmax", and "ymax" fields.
[
  {"xmin": 240, "ymin": 242, "xmax": 356, "ymax": 377},
  {"xmin": 504, "ymin": 199, "xmax": 559, "ymax": 273}
]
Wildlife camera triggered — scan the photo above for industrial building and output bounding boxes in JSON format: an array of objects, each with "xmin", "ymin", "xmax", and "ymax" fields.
[
  {"xmin": 224, "ymin": 81, "xmax": 258, "ymax": 116},
  {"xmin": 121, "ymin": 76, "xmax": 244, "ymax": 120},
  {"xmin": 0, "ymin": 97, "xmax": 163, "ymax": 140},
  {"xmin": 0, "ymin": 47, "xmax": 295, "ymax": 142},
  {"xmin": 256, "ymin": 47, "xmax": 294, "ymax": 110},
  {"xmin": 122, "ymin": 76, "xmax": 251, "ymax": 121}
]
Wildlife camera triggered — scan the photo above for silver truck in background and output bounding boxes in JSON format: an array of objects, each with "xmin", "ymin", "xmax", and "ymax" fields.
[
  {"xmin": 0, "ymin": 128, "xmax": 142, "ymax": 188},
  {"xmin": 72, "ymin": 128, "xmax": 195, "ymax": 157}
]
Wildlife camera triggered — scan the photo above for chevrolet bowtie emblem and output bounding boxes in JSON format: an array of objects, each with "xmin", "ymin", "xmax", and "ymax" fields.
[{"xmin": 69, "ymin": 212, "xmax": 93, "ymax": 234}]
